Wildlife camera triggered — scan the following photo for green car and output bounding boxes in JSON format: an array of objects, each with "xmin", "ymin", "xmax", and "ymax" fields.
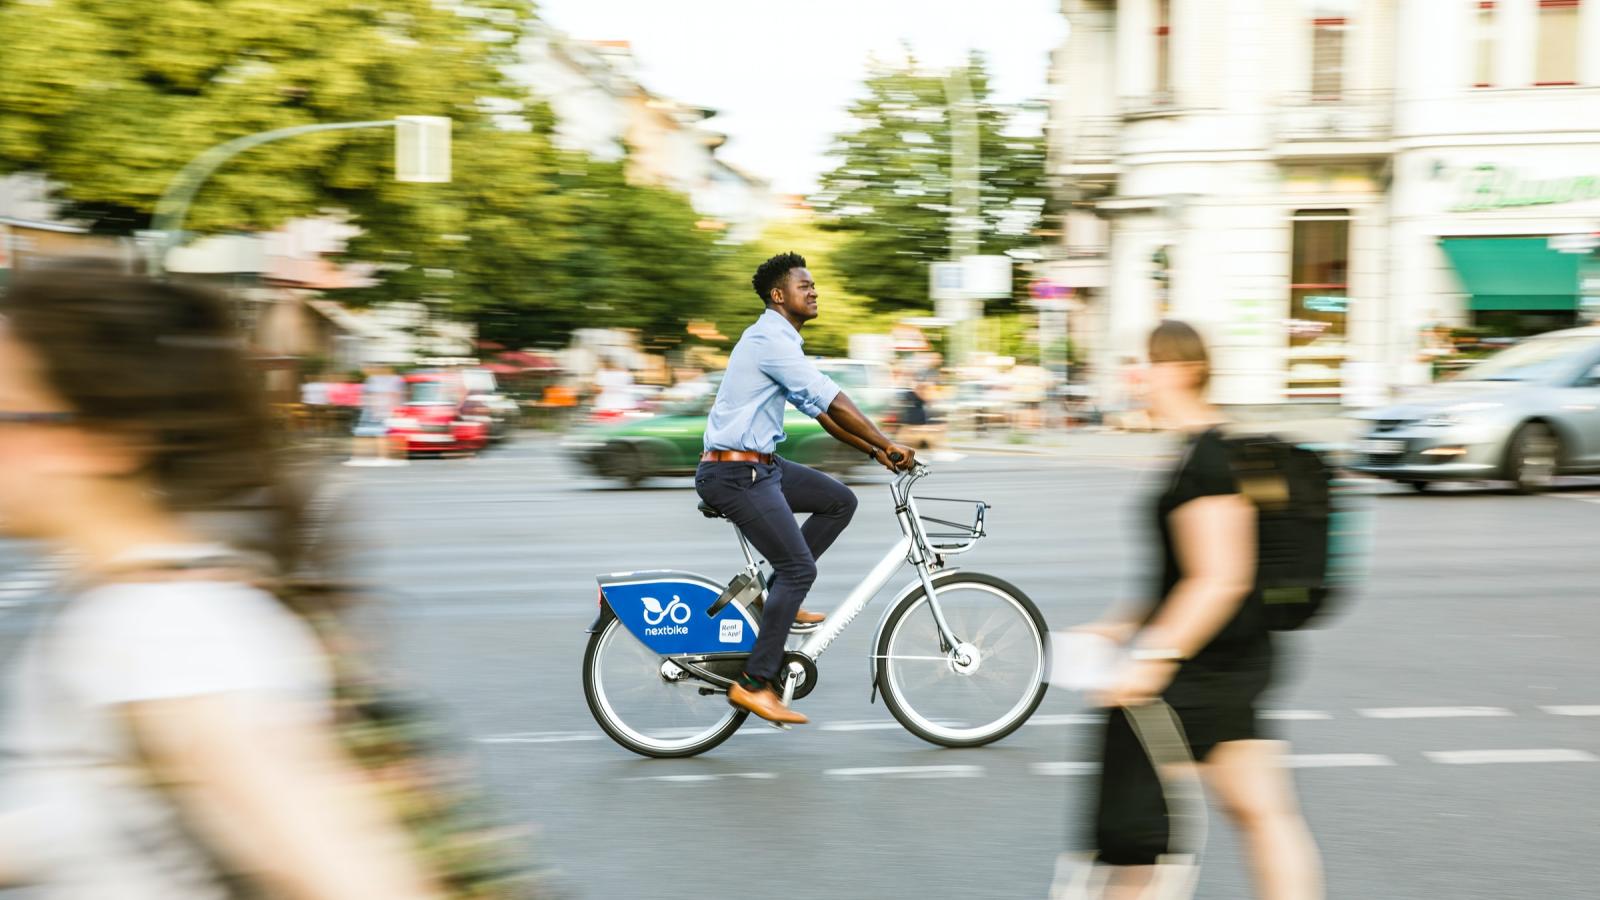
[{"xmin": 562, "ymin": 362, "xmax": 891, "ymax": 487}]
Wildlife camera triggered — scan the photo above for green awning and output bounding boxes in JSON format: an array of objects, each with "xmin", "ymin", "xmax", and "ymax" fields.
[{"xmin": 1439, "ymin": 237, "xmax": 1581, "ymax": 312}]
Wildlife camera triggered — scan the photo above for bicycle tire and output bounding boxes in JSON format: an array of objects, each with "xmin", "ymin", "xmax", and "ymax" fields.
[
  {"xmin": 582, "ymin": 617, "xmax": 748, "ymax": 758},
  {"xmin": 875, "ymin": 572, "xmax": 1049, "ymax": 748}
]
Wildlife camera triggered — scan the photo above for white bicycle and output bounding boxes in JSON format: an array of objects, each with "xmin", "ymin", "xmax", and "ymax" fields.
[{"xmin": 581, "ymin": 463, "xmax": 1050, "ymax": 758}]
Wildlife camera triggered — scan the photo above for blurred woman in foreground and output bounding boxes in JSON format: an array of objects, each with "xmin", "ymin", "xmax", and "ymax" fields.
[
  {"xmin": 0, "ymin": 270, "xmax": 440, "ymax": 897},
  {"xmin": 1077, "ymin": 321, "xmax": 1322, "ymax": 900}
]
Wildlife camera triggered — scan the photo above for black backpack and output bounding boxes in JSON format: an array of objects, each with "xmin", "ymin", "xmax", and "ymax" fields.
[{"xmin": 1216, "ymin": 432, "xmax": 1367, "ymax": 630}]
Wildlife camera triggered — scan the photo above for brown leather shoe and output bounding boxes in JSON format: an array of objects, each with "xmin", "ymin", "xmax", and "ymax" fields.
[
  {"xmin": 793, "ymin": 608, "xmax": 826, "ymax": 626},
  {"xmin": 728, "ymin": 682, "xmax": 808, "ymax": 725}
]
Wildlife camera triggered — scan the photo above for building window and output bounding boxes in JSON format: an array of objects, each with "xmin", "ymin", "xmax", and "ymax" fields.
[
  {"xmin": 1311, "ymin": 17, "xmax": 1348, "ymax": 100},
  {"xmin": 1287, "ymin": 210, "xmax": 1351, "ymax": 400},
  {"xmin": 1535, "ymin": 0, "xmax": 1580, "ymax": 86},
  {"xmin": 1473, "ymin": 2, "xmax": 1495, "ymax": 88},
  {"xmin": 1154, "ymin": 0, "xmax": 1172, "ymax": 101}
]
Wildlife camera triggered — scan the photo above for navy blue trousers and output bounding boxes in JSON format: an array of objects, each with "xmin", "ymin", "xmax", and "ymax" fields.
[{"xmin": 694, "ymin": 456, "xmax": 858, "ymax": 681}]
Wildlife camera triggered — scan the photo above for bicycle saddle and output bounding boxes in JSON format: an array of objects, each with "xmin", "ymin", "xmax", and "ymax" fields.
[{"xmin": 697, "ymin": 500, "xmax": 726, "ymax": 519}]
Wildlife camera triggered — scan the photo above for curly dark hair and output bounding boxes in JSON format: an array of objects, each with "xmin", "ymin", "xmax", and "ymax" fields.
[{"xmin": 751, "ymin": 252, "xmax": 808, "ymax": 306}]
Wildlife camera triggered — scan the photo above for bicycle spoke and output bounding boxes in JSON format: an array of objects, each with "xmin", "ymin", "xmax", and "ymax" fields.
[{"xmin": 881, "ymin": 580, "xmax": 1045, "ymax": 744}]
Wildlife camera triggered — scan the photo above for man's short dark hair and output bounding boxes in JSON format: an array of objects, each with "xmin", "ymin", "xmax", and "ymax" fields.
[{"xmin": 751, "ymin": 252, "xmax": 808, "ymax": 306}]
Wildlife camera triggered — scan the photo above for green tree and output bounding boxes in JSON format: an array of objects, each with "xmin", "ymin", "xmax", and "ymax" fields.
[
  {"xmin": 811, "ymin": 54, "xmax": 1053, "ymax": 313},
  {"xmin": 712, "ymin": 219, "xmax": 899, "ymax": 358},
  {"xmin": 0, "ymin": 0, "xmax": 536, "ymax": 232},
  {"xmin": 343, "ymin": 140, "xmax": 737, "ymax": 351},
  {"xmin": 0, "ymin": 0, "xmax": 742, "ymax": 351}
]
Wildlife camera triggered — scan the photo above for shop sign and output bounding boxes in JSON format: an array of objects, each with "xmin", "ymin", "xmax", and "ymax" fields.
[
  {"xmin": 1302, "ymin": 295, "xmax": 1348, "ymax": 314},
  {"xmin": 1449, "ymin": 163, "xmax": 1600, "ymax": 213}
]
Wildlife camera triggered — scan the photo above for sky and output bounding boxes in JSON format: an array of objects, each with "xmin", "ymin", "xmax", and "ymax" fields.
[{"xmin": 534, "ymin": 0, "xmax": 1068, "ymax": 195}]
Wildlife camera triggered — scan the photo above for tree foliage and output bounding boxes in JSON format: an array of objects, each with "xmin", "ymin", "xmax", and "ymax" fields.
[
  {"xmin": 710, "ymin": 218, "xmax": 898, "ymax": 359},
  {"xmin": 811, "ymin": 54, "xmax": 1053, "ymax": 313},
  {"xmin": 0, "ymin": 0, "xmax": 535, "ymax": 232},
  {"xmin": 343, "ymin": 138, "xmax": 736, "ymax": 350},
  {"xmin": 0, "ymin": 0, "xmax": 740, "ymax": 350}
]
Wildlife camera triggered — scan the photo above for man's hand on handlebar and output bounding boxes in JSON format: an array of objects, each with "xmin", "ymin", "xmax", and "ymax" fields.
[{"xmin": 875, "ymin": 442, "xmax": 917, "ymax": 473}]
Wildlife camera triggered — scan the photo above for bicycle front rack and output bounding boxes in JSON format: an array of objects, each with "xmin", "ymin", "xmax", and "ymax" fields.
[{"xmin": 912, "ymin": 495, "xmax": 989, "ymax": 554}]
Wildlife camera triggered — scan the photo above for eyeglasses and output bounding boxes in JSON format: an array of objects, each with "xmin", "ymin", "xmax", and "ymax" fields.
[{"xmin": 0, "ymin": 411, "xmax": 74, "ymax": 425}]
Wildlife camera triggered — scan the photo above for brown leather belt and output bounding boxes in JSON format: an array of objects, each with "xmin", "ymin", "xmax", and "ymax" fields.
[{"xmin": 701, "ymin": 450, "xmax": 773, "ymax": 465}]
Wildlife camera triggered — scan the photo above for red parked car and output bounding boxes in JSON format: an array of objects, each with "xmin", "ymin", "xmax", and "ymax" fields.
[{"xmin": 385, "ymin": 372, "xmax": 492, "ymax": 456}]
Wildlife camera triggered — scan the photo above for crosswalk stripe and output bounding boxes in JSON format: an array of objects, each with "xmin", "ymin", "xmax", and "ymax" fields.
[
  {"xmin": 1423, "ymin": 749, "xmax": 1597, "ymax": 765},
  {"xmin": 1261, "ymin": 710, "xmax": 1333, "ymax": 721},
  {"xmin": 622, "ymin": 772, "xmax": 777, "ymax": 783},
  {"xmin": 1033, "ymin": 762, "xmax": 1098, "ymax": 776},
  {"xmin": 1358, "ymin": 706, "xmax": 1512, "ymax": 719},
  {"xmin": 1540, "ymin": 705, "xmax": 1600, "ymax": 716},
  {"xmin": 824, "ymin": 765, "xmax": 984, "ymax": 780},
  {"xmin": 1282, "ymin": 754, "xmax": 1395, "ymax": 768}
]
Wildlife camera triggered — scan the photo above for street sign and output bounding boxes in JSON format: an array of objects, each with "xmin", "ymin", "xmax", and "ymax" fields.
[
  {"xmin": 395, "ymin": 116, "xmax": 452, "ymax": 183},
  {"xmin": 930, "ymin": 261, "xmax": 965, "ymax": 301},
  {"xmin": 962, "ymin": 255, "xmax": 1013, "ymax": 299}
]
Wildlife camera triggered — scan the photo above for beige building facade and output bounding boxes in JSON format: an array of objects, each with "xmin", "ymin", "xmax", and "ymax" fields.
[{"xmin": 1050, "ymin": 0, "xmax": 1600, "ymax": 406}]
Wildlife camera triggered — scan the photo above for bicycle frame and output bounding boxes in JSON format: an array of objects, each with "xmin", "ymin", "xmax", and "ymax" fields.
[{"xmin": 729, "ymin": 464, "xmax": 972, "ymax": 667}]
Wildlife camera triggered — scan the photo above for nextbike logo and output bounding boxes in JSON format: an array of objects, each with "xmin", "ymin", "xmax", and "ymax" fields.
[{"xmin": 642, "ymin": 595, "xmax": 691, "ymax": 636}]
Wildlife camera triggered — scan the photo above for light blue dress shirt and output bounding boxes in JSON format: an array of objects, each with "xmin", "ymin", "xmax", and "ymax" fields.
[{"xmin": 703, "ymin": 310, "xmax": 843, "ymax": 454}]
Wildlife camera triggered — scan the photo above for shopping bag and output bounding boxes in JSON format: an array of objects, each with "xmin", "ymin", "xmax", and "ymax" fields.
[{"xmin": 1044, "ymin": 636, "xmax": 1206, "ymax": 900}]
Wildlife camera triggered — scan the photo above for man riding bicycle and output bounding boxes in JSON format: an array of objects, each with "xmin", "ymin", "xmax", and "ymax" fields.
[{"xmin": 696, "ymin": 252, "xmax": 915, "ymax": 725}]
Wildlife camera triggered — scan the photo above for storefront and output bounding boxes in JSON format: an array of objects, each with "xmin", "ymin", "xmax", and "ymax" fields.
[{"xmin": 1391, "ymin": 151, "xmax": 1600, "ymax": 386}]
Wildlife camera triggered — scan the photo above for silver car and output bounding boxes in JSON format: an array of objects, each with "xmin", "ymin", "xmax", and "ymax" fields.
[{"xmin": 1351, "ymin": 327, "xmax": 1600, "ymax": 493}]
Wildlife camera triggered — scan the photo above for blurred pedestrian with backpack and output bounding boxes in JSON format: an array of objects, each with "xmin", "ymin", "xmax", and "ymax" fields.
[
  {"xmin": 0, "ymin": 270, "xmax": 543, "ymax": 898},
  {"xmin": 1070, "ymin": 321, "xmax": 1323, "ymax": 900}
]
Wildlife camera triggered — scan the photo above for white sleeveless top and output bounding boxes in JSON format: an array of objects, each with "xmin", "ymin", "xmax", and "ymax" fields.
[{"xmin": 0, "ymin": 576, "xmax": 331, "ymax": 898}]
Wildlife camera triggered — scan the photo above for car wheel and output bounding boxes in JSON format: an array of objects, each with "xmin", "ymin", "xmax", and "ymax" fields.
[
  {"xmin": 607, "ymin": 444, "xmax": 647, "ymax": 488},
  {"xmin": 1506, "ymin": 422, "xmax": 1560, "ymax": 494},
  {"xmin": 1404, "ymin": 480, "xmax": 1430, "ymax": 493}
]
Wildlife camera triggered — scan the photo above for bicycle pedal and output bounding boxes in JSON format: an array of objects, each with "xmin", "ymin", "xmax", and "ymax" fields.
[
  {"xmin": 789, "ymin": 621, "xmax": 821, "ymax": 633},
  {"xmin": 769, "ymin": 720, "xmax": 792, "ymax": 731}
]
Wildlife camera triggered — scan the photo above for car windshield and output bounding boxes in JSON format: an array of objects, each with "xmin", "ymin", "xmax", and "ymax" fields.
[
  {"xmin": 408, "ymin": 381, "xmax": 456, "ymax": 404},
  {"xmin": 1457, "ymin": 335, "xmax": 1598, "ymax": 382}
]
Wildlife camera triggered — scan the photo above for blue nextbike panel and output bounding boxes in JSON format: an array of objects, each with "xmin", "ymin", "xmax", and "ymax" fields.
[{"xmin": 599, "ymin": 570, "xmax": 759, "ymax": 655}]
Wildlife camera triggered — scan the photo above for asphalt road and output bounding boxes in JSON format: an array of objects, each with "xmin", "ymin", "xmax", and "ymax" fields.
[{"xmin": 1, "ymin": 434, "xmax": 1596, "ymax": 898}]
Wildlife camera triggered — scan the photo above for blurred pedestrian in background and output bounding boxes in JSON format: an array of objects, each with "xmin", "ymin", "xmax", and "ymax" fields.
[
  {"xmin": 349, "ymin": 364, "xmax": 405, "ymax": 467},
  {"xmin": 0, "ymin": 270, "xmax": 445, "ymax": 897},
  {"xmin": 894, "ymin": 365, "xmax": 956, "ymax": 460},
  {"xmin": 591, "ymin": 359, "xmax": 639, "ymax": 418},
  {"xmin": 1109, "ymin": 355, "xmax": 1152, "ymax": 433},
  {"xmin": 1073, "ymin": 321, "xmax": 1322, "ymax": 900}
]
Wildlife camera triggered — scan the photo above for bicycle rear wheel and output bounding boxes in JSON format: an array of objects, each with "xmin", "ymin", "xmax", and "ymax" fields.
[
  {"xmin": 583, "ymin": 616, "xmax": 747, "ymax": 758},
  {"xmin": 875, "ymin": 573, "xmax": 1048, "ymax": 748}
]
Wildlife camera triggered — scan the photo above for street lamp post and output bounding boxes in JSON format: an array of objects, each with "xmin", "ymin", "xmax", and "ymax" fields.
[{"xmin": 144, "ymin": 116, "xmax": 450, "ymax": 276}]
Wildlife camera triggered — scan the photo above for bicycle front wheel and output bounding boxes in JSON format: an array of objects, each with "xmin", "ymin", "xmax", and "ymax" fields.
[
  {"xmin": 583, "ymin": 616, "xmax": 748, "ymax": 758},
  {"xmin": 875, "ymin": 573, "xmax": 1048, "ymax": 748}
]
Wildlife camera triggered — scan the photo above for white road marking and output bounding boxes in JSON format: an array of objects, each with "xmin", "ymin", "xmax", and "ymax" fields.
[
  {"xmin": 1033, "ymin": 762, "xmax": 1098, "ymax": 776},
  {"xmin": 1260, "ymin": 709, "xmax": 1333, "ymax": 721},
  {"xmin": 1541, "ymin": 705, "xmax": 1600, "ymax": 717},
  {"xmin": 1423, "ymin": 749, "xmax": 1598, "ymax": 765},
  {"xmin": 1358, "ymin": 706, "xmax": 1513, "ymax": 719},
  {"xmin": 824, "ymin": 765, "xmax": 984, "ymax": 780},
  {"xmin": 820, "ymin": 721, "xmax": 913, "ymax": 732},
  {"xmin": 621, "ymin": 772, "xmax": 777, "ymax": 783},
  {"xmin": 477, "ymin": 732, "xmax": 601, "ymax": 745},
  {"xmin": 1026, "ymin": 714, "xmax": 1101, "ymax": 726},
  {"xmin": 1281, "ymin": 754, "xmax": 1395, "ymax": 769}
]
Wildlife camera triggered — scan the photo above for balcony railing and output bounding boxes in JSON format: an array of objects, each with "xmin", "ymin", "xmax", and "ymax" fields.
[{"xmin": 1273, "ymin": 91, "xmax": 1392, "ymax": 147}]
